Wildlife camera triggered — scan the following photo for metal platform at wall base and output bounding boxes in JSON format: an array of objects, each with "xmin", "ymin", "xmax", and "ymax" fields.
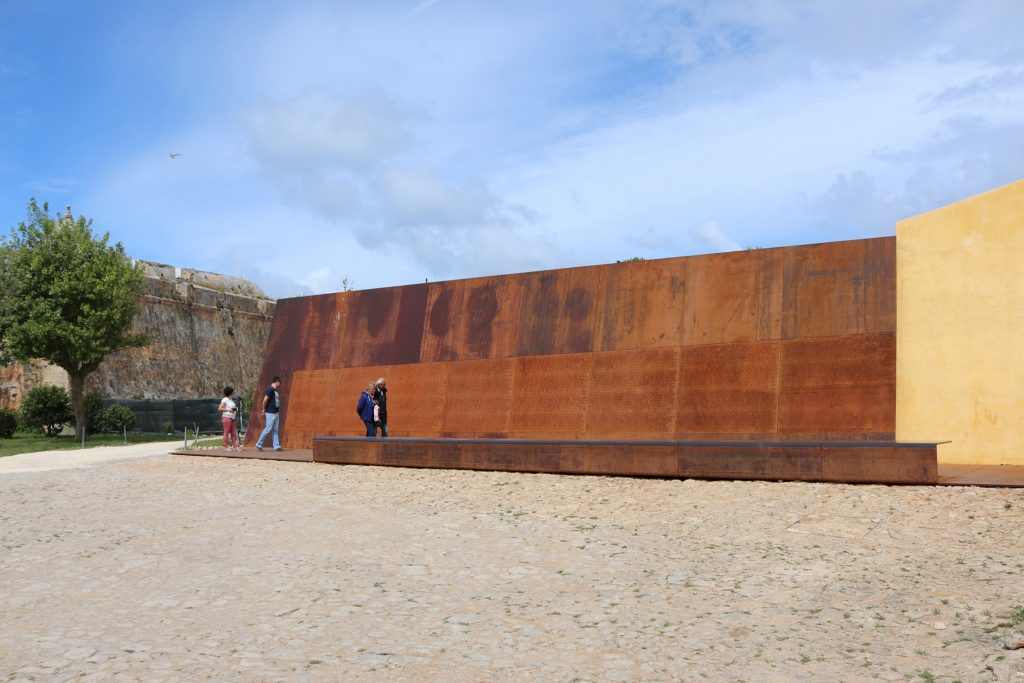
[{"xmin": 313, "ymin": 437, "xmax": 941, "ymax": 485}]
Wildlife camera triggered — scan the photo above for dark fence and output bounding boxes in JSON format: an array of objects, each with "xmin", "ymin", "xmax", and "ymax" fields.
[{"xmin": 102, "ymin": 398, "xmax": 249, "ymax": 435}]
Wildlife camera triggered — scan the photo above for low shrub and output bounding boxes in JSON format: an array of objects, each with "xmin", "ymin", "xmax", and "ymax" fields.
[
  {"xmin": 19, "ymin": 385, "xmax": 73, "ymax": 437},
  {"xmin": 96, "ymin": 404, "xmax": 136, "ymax": 433},
  {"xmin": 0, "ymin": 408, "xmax": 16, "ymax": 439}
]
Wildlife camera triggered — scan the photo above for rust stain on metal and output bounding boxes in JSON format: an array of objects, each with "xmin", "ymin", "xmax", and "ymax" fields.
[{"xmin": 463, "ymin": 280, "xmax": 499, "ymax": 359}]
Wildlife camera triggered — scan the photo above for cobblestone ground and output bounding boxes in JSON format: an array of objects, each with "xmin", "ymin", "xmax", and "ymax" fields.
[{"xmin": 1, "ymin": 452, "xmax": 1023, "ymax": 682}]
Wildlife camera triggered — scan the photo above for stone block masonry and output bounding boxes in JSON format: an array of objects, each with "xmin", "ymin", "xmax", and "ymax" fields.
[{"xmin": 0, "ymin": 261, "xmax": 276, "ymax": 410}]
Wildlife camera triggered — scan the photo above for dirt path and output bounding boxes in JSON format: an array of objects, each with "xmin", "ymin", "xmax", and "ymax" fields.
[{"xmin": 0, "ymin": 440, "xmax": 180, "ymax": 474}]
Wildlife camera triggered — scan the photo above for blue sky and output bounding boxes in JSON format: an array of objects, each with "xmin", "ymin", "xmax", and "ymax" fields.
[{"xmin": 2, "ymin": 1, "xmax": 1023, "ymax": 299}]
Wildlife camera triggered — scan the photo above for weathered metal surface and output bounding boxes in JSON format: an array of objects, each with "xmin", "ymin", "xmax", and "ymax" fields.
[
  {"xmin": 820, "ymin": 445, "xmax": 937, "ymax": 484},
  {"xmin": 585, "ymin": 348, "xmax": 680, "ymax": 437},
  {"xmin": 596, "ymin": 259, "xmax": 687, "ymax": 352},
  {"xmin": 677, "ymin": 341, "xmax": 780, "ymax": 434},
  {"xmin": 421, "ymin": 279, "xmax": 466, "ymax": 363},
  {"xmin": 509, "ymin": 354, "xmax": 593, "ymax": 438},
  {"xmin": 460, "ymin": 277, "xmax": 502, "ymax": 360},
  {"xmin": 677, "ymin": 443, "xmax": 822, "ymax": 481},
  {"xmin": 379, "ymin": 362, "xmax": 450, "ymax": 437},
  {"xmin": 559, "ymin": 443, "xmax": 678, "ymax": 476},
  {"xmin": 781, "ymin": 237, "xmax": 896, "ymax": 339},
  {"xmin": 392, "ymin": 283, "xmax": 430, "ymax": 365},
  {"xmin": 459, "ymin": 440, "xmax": 563, "ymax": 473},
  {"xmin": 251, "ymin": 237, "xmax": 900, "ymax": 448},
  {"xmin": 343, "ymin": 287, "xmax": 402, "ymax": 367},
  {"xmin": 441, "ymin": 357, "xmax": 516, "ymax": 437},
  {"xmin": 314, "ymin": 438, "xmax": 382, "ymax": 465},
  {"xmin": 512, "ymin": 267, "xmax": 600, "ymax": 357},
  {"xmin": 313, "ymin": 437, "xmax": 939, "ymax": 484},
  {"xmin": 778, "ymin": 333, "xmax": 896, "ymax": 433},
  {"xmin": 682, "ymin": 249, "xmax": 783, "ymax": 345},
  {"xmin": 285, "ymin": 367, "xmax": 370, "ymax": 448}
]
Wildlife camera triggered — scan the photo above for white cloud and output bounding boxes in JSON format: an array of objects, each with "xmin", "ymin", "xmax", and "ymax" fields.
[
  {"xmin": 246, "ymin": 92, "xmax": 415, "ymax": 172},
  {"xmin": 372, "ymin": 168, "xmax": 495, "ymax": 228},
  {"xmin": 689, "ymin": 221, "xmax": 742, "ymax": 252}
]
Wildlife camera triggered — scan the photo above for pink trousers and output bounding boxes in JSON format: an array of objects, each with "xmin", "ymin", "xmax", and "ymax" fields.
[{"xmin": 222, "ymin": 416, "xmax": 238, "ymax": 447}]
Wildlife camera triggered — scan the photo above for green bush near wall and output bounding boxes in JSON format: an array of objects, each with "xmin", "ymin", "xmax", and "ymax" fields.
[{"xmin": 0, "ymin": 409, "xmax": 16, "ymax": 439}]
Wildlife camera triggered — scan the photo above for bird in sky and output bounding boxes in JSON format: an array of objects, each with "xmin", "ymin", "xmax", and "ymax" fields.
[{"xmin": 168, "ymin": 152, "xmax": 181, "ymax": 159}]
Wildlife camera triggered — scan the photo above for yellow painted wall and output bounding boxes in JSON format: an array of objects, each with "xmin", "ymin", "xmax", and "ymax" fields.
[{"xmin": 897, "ymin": 179, "xmax": 1024, "ymax": 464}]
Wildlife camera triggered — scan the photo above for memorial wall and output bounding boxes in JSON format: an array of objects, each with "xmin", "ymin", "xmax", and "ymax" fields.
[{"xmin": 250, "ymin": 237, "xmax": 897, "ymax": 450}]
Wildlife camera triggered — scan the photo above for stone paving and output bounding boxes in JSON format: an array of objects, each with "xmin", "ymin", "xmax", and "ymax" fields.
[{"xmin": 1, "ymin": 449, "xmax": 1023, "ymax": 681}]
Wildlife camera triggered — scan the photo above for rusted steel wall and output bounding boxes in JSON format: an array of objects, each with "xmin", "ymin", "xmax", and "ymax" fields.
[
  {"xmin": 313, "ymin": 437, "xmax": 938, "ymax": 485},
  {"xmin": 248, "ymin": 237, "xmax": 896, "ymax": 449}
]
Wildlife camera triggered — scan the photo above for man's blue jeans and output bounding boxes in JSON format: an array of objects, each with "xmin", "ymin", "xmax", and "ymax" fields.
[{"xmin": 256, "ymin": 412, "xmax": 280, "ymax": 449}]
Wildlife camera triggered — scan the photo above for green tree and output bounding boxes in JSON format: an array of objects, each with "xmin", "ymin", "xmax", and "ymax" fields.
[
  {"xmin": 19, "ymin": 385, "xmax": 73, "ymax": 437},
  {"xmin": 0, "ymin": 200, "xmax": 147, "ymax": 439}
]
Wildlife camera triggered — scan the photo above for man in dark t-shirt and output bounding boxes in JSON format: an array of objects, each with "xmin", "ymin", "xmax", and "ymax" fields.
[{"xmin": 255, "ymin": 376, "xmax": 284, "ymax": 451}]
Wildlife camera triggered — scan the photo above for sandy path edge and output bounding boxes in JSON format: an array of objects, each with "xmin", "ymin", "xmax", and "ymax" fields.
[{"xmin": 0, "ymin": 440, "xmax": 181, "ymax": 473}]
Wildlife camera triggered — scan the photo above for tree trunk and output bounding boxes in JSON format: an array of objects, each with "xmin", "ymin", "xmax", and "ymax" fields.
[{"xmin": 68, "ymin": 372, "xmax": 85, "ymax": 440}]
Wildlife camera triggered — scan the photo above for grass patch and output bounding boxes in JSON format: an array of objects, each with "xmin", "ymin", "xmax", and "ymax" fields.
[{"xmin": 0, "ymin": 432, "xmax": 179, "ymax": 458}]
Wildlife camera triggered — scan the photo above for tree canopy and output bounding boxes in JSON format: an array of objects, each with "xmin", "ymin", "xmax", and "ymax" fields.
[{"xmin": 0, "ymin": 199, "xmax": 147, "ymax": 437}]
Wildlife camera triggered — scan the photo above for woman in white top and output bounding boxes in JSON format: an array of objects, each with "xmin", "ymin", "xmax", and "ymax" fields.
[{"xmin": 218, "ymin": 386, "xmax": 240, "ymax": 451}]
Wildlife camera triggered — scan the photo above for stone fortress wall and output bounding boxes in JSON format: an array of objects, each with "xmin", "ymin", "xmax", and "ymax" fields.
[{"xmin": 0, "ymin": 261, "xmax": 276, "ymax": 411}]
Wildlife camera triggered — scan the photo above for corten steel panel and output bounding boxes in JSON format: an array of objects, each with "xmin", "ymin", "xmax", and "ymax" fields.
[
  {"xmin": 585, "ymin": 348, "xmax": 680, "ymax": 438},
  {"xmin": 322, "ymin": 293, "xmax": 353, "ymax": 369},
  {"xmin": 778, "ymin": 385, "xmax": 896, "ymax": 434},
  {"xmin": 513, "ymin": 268, "xmax": 599, "ymax": 357},
  {"xmin": 780, "ymin": 333, "xmax": 895, "ymax": 388},
  {"xmin": 336, "ymin": 287, "xmax": 402, "ymax": 367},
  {"xmin": 596, "ymin": 258, "xmax": 687, "ymax": 352},
  {"xmin": 282, "ymin": 294, "xmax": 344, "ymax": 371},
  {"xmin": 513, "ymin": 270, "xmax": 561, "ymax": 357},
  {"xmin": 392, "ymin": 283, "xmax": 430, "ymax": 365},
  {"xmin": 459, "ymin": 277, "xmax": 502, "ymax": 360},
  {"xmin": 441, "ymin": 358, "xmax": 515, "ymax": 437},
  {"xmin": 383, "ymin": 362, "xmax": 451, "ymax": 437},
  {"xmin": 682, "ymin": 249, "xmax": 783, "ymax": 345},
  {"xmin": 381, "ymin": 441, "xmax": 463, "ymax": 468},
  {"xmin": 820, "ymin": 445, "xmax": 937, "ymax": 484},
  {"xmin": 676, "ymin": 341, "xmax": 781, "ymax": 434},
  {"xmin": 677, "ymin": 444, "xmax": 822, "ymax": 480},
  {"xmin": 559, "ymin": 443, "xmax": 678, "ymax": 476},
  {"xmin": 781, "ymin": 237, "xmax": 896, "ymax": 340},
  {"xmin": 778, "ymin": 334, "xmax": 895, "ymax": 434},
  {"xmin": 595, "ymin": 260, "xmax": 646, "ymax": 352},
  {"xmin": 489, "ymin": 273, "xmax": 530, "ymax": 360},
  {"xmin": 509, "ymin": 354, "xmax": 593, "ymax": 438},
  {"xmin": 459, "ymin": 441, "xmax": 563, "ymax": 473},
  {"xmin": 420, "ymin": 279, "xmax": 467, "ymax": 363},
  {"xmin": 315, "ymin": 439, "xmax": 383, "ymax": 465},
  {"xmin": 285, "ymin": 367, "xmax": 374, "ymax": 447},
  {"xmin": 285, "ymin": 369, "xmax": 345, "ymax": 433}
]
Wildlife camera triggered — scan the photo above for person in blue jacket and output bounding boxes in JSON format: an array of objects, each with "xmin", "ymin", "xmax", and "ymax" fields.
[{"xmin": 356, "ymin": 380, "xmax": 377, "ymax": 438}]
